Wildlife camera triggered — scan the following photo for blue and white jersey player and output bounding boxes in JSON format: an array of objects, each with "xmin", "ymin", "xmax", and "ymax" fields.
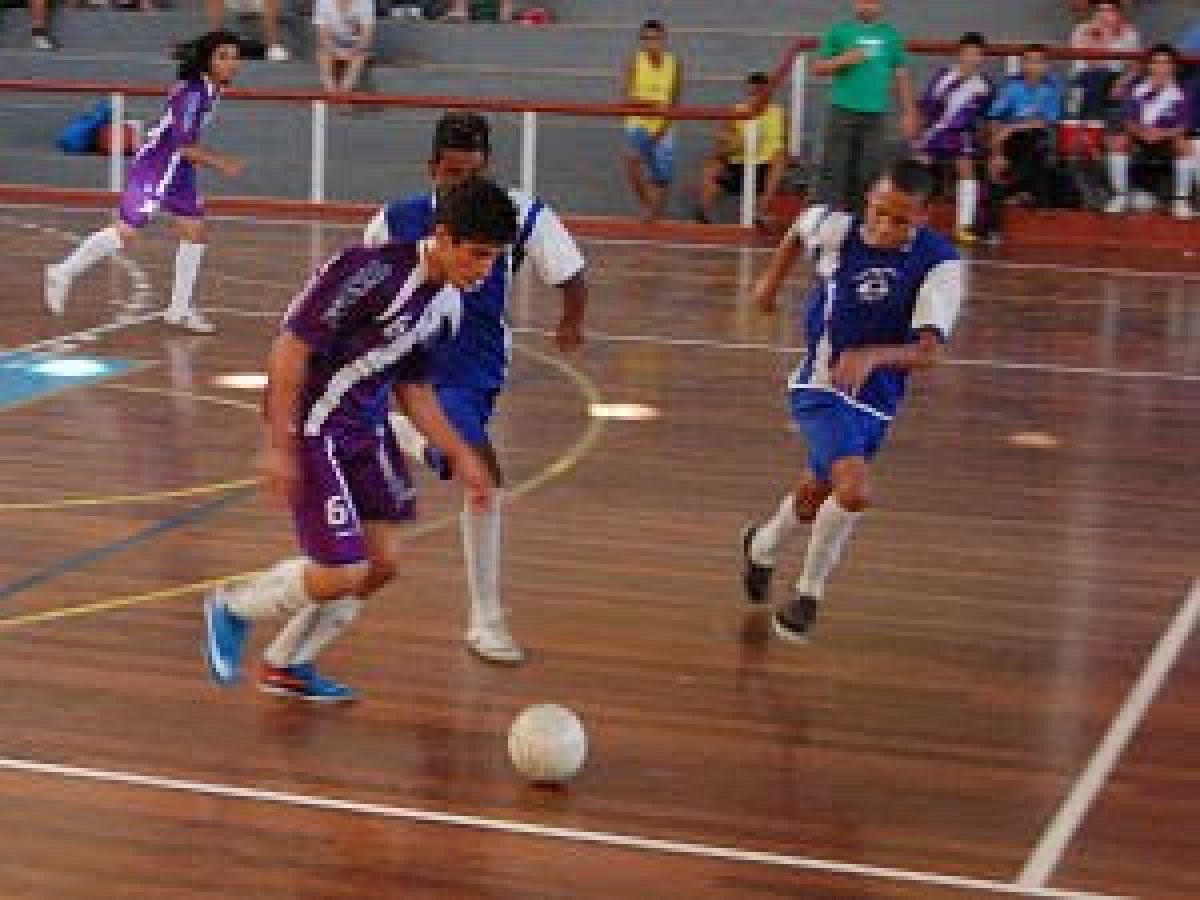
[
  {"xmin": 364, "ymin": 112, "xmax": 588, "ymax": 665},
  {"xmin": 740, "ymin": 159, "xmax": 963, "ymax": 643}
]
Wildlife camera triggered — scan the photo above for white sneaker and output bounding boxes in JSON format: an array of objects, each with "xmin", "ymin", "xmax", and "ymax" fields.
[
  {"xmin": 266, "ymin": 44, "xmax": 291, "ymax": 62},
  {"xmin": 466, "ymin": 622, "xmax": 526, "ymax": 665},
  {"xmin": 1172, "ymin": 198, "xmax": 1194, "ymax": 220},
  {"xmin": 1105, "ymin": 194, "xmax": 1128, "ymax": 215},
  {"xmin": 163, "ymin": 309, "xmax": 216, "ymax": 334},
  {"xmin": 388, "ymin": 412, "xmax": 428, "ymax": 460},
  {"xmin": 44, "ymin": 265, "xmax": 70, "ymax": 315}
]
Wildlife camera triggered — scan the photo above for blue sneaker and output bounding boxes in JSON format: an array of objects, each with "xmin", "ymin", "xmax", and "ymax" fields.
[
  {"xmin": 204, "ymin": 589, "xmax": 249, "ymax": 685},
  {"xmin": 258, "ymin": 663, "xmax": 356, "ymax": 703}
]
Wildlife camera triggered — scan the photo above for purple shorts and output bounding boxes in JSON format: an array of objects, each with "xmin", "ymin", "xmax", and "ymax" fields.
[
  {"xmin": 917, "ymin": 129, "xmax": 983, "ymax": 161},
  {"xmin": 291, "ymin": 427, "xmax": 417, "ymax": 566},
  {"xmin": 117, "ymin": 161, "xmax": 203, "ymax": 228}
]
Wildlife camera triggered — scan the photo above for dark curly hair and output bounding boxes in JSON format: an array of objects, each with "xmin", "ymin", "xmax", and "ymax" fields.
[
  {"xmin": 435, "ymin": 176, "xmax": 518, "ymax": 246},
  {"xmin": 175, "ymin": 30, "xmax": 242, "ymax": 82}
]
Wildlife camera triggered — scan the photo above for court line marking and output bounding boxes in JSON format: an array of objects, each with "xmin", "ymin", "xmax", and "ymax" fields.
[
  {"xmin": 1019, "ymin": 578, "xmax": 1200, "ymax": 889},
  {"xmin": 4, "ymin": 204, "xmax": 1198, "ymax": 281},
  {"xmin": 0, "ymin": 488, "xmax": 251, "ymax": 602},
  {"xmin": 0, "ymin": 757, "xmax": 1122, "ymax": 900}
]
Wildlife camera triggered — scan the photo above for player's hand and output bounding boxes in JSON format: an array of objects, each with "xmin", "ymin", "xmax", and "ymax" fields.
[
  {"xmin": 554, "ymin": 317, "xmax": 584, "ymax": 352},
  {"xmin": 831, "ymin": 349, "xmax": 878, "ymax": 396},
  {"xmin": 753, "ymin": 277, "xmax": 779, "ymax": 314},
  {"xmin": 258, "ymin": 445, "xmax": 299, "ymax": 508},
  {"xmin": 218, "ymin": 156, "xmax": 245, "ymax": 179},
  {"xmin": 452, "ymin": 449, "xmax": 495, "ymax": 512}
]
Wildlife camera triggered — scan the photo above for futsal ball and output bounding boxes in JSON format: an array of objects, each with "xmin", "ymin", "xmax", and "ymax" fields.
[{"xmin": 507, "ymin": 704, "xmax": 587, "ymax": 784}]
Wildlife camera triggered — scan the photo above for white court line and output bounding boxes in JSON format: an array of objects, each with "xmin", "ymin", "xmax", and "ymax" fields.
[
  {"xmin": 1019, "ymin": 579, "xmax": 1200, "ymax": 889},
  {"xmin": 4, "ymin": 203, "xmax": 1199, "ymax": 281},
  {"xmin": 0, "ymin": 756, "xmax": 1122, "ymax": 899}
]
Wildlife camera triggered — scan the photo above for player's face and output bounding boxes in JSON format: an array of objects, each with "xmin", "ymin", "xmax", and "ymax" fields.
[
  {"xmin": 1022, "ymin": 52, "xmax": 1048, "ymax": 81},
  {"xmin": 436, "ymin": 231, "xmax": 505, "ymax": 290},
  {"xmin": 959, "ymin": 44, "xmax": 984, "ymax": 71},
  {"xmin": 854, "ymin": 0, "xmax": 882, "ymax": 23},
  {"xmin": 1094, "ymin": 4, "xmax": 1121, "ymax": 28},
  {"xmin": 863, "ymin": 180, "xmax": 924, "ymax": 249},
  {"xmin": 430, "ymin": 149, "xmax": 488, "ymax": 192},
  {"xmin": 209, "ymin": 43, "xmax": 241, "ymax": 86},
  {"xmin": 639, "ymin": 28, "xmax": 666, "ymax": 52},
  {"xmin": 1147, "ymin": 53, "xmax": 1175, "ymax": 83}
]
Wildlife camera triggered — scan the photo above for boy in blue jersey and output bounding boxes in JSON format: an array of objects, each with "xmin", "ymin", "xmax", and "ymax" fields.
[
  {"xmin": 364, "ymin": 113, "xmax": 588, "ymax": 665},
  {"xmin": 203, "ymin": 177, "xmax": 515, "ymax": 702},
  {"xmin": 741, "ymin": 159, "xmax": 963, "ymax": 642}
]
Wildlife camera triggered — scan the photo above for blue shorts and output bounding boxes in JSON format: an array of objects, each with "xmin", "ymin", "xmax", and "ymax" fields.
[
  {"xmin": 789, "ymin": 390, "xmax": 889, "ymax": 485},
  {"xmin": 626, "ymin": 126, "xmax": 675, "ymax": 185},
  {"xmin": 425, "ymin": 385, "xmax": 498, "ymax": 479}
]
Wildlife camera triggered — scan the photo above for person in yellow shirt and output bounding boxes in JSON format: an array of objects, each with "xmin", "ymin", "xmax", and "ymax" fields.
[
  {"xmin": 694, "ymin": 72, "xmax": 789, "ymax": 225},
  {"xmin": 622, "ymin": 19, "xmax": 683, "ymax": 222}
]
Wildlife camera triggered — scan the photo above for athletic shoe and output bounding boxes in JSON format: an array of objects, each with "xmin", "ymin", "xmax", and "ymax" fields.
[
  {"xmin": 772, "ymin": 592, "xmax": 818, "ymax": 643},
  {"xmin": 1104, "ymin": 193, "xmax": 1128, "ymax": 215},
  {"xmin": 204, "ymin": 590, "xmax": 249, "ymax": 685},
  {"xmin": 740, "ymin": 524, "xmax": 774, "ymax": 605},
  {"xmin": 44, "ymin": 265, "xmax": 70, "ymax": 316},
  {"xmin": 466, "ymin": 621, "xmax": 526, "ymax": 665},
  {"xmin": 258, "ymin": 663, "xmax": 356, "ymax": 702},
  {"xmin": 164, "ymin": 308, "xmax": 217, "ymax": 334},
  {"xmin": 1172, "ymin": 198, "xmax": 1194, "ymax": 220}
]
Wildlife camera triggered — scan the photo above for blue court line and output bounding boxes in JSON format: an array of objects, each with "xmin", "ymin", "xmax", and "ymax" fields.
[
  {"xmin": 0, "ymin": 353, "xmax": 142, "ymax": 411},
  {"xmin": 0, "ymin": 487, "xmax": 253, "ymax": 603}
]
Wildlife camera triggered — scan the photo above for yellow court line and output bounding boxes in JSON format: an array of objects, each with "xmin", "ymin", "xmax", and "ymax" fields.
[{"xmin": 0, "ymin": 343, "xmax": 606, "ymax": 629}]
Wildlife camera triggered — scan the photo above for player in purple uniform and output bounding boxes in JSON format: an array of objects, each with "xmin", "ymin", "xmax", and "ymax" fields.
[
  {"xmin": 1105, "ymin": 44, "xmax": 1195, "ymax": 219},
  {"xmin": 45, "ymin": 31, "xmax": 245, "ymax": 333},
  {"xmin": 203, "ymin": 177, "xmax": 517, "ymax": 702},
  {"xmin": 914, "ymin": 32, "xmax": 993, "ymax": 244},
  {"xmin": 741, "ymin": 160, "xmax": 963, "ymax": 642}
]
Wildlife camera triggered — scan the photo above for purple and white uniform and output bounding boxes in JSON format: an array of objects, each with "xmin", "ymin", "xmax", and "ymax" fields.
[
  {"xmin": 283, "ymin": 242, "xmax": 462, "ymax": 566},
  {"xmin": 1122, "ymin": 77, "xmax": 1190, "ymax": 132},
  {"xmin": 118, "ymin": 76, "xmax": 219, "ymax": 227},
  {"xmin": 916, "ymin": 66, "xmax": 993, "ymax": 160}
]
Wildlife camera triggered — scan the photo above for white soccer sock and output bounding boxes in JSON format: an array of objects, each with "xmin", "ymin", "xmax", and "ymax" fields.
[
  {"xmin": 289, "ymin": 595, "xmax": 363, "ymax": 665},
  {"xmin": 223, "ymin": 557, "xmax": 311, "ymax": 620},
  {"xmin": 1107, "ymin": 153, "xmax": 1130, "ymax": 195},
  {"xmin": 1174, "ymin": 157, "xmax": 1193, "ymax": 200},
  {"xmin": 956, "ymin": 179, "xmax": 979, "ymax": 229},
  {"xmin": 461, "ymin": 494, "xmax": 505, "ymax": 632},
  {"xmin": 750, "ymin": 493, "xmax": 798, "ymax": 566},
  {"xmin": 388, "ymin": 412, "xmax": 429, "ymax": 461},
  {"xmin": 263, "ymin": 603, "xmax": 322, "ymax": 667},
  {"xmin": 794, "ymin": 496, "xmax": 862, "ymax": 599},
  {"xmin": 55, "ymin": 226, "xmax": 123, "ymax": 280},
  {"xmin": 166, "ymin": 240, "xmax": 206, "ymax": 315}
]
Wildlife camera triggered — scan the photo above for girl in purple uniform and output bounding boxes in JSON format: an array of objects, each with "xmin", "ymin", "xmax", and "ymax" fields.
[{"xmin": 45, "ymin": 31, "xmax": 245, "ymax": 333}]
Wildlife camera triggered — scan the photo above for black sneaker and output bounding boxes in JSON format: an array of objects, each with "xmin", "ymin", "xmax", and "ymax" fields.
[
  {"xmin": 772, "ymin": 592, "xmax": 818, "ymax": 643},
  {"xmin": 740, "ymin": 524, "xmax": 774, "ymax": 605}
]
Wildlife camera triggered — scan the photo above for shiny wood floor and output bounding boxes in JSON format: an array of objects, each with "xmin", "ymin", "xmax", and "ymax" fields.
[{"xmin": 1, "ymin": 207, "xmax": 1198, "ymax": 899}]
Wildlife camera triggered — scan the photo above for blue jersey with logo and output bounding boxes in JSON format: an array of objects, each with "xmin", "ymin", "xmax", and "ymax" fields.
[
  {"xmin": 375, "ymin": 191, "xmax": 544, "ymax": 394},
  {"xmin": 787, "ymin": 207, "xmax": 963, "ymax": 420}
]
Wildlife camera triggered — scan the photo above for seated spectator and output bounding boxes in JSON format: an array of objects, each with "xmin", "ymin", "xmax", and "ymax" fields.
[
  {"xmin": 1070, "ymin": 1, "xmax": 1140, "ymax": 120},
  {"xmin": 1105, "ymin": 44, "xmax": 1193, "ymax": 218},
  {"xmin": 314, "ymin": 0, "xmax": 375, "ymax": 94},
  {"xmin": 982, "ymin": 44, "xmax": 1064, "ymax": 234},
  {"xmin": 693, "ymin": 71, "xmax": 788, "ymax": 226},
  {"xmin": 443, "ymin": 1, "xmax": 515, "ymax": 22},
  {"xmin": 208, "ymin": 0, "xmax": 290, "ymax": 61},
  {"xmin": 914, "ymin": 32, "xmax": 993, "ymax": 243}
]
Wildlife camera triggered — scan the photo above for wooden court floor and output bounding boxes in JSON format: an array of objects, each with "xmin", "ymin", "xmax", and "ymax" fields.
[{"xmin": 1, "ymin": 207, "xmax": 1198, "ymax": 899}]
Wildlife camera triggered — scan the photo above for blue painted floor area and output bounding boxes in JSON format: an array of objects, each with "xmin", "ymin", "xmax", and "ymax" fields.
[{"xmin": 0, "ymin": 353, "xmax": 140, "ymax": 409}]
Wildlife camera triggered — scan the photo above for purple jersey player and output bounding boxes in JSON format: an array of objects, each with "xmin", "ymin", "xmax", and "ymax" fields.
[
  {"xmin": 1105, "ymin": 44, "xmax": 1195, "ymax": 219},
  {"xmin": 203, "ymin": 177, "xmax": 518, "ymax": 703},
  {"xmin": 914, "ymin": 32, "xmax": 993, "ymax": 242},
  {"xmin": 45, "ymin": 31, "xmax": 245, "ymax": 333}
]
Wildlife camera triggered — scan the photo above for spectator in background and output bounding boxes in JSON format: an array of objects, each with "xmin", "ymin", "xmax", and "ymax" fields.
[
  {"xmin": 982, "ymin": 44, "xmax": 1064, "ymax": 235},
  {"xmin": 1105, "ymin": 44, "xmax": 1193, "ymax": 219},
  {"xmin": 914, "ymin": 32, "xmax": 993, "ymax": 243},
  {"xmin": 314, "ymin": 0, "xmax": 375, "ymax": 94},
  {"xmin": 443, "ymin": 1, "xmax": 515, "ymax": 22},
  {"xmin": 1070, "ymin": 0, "xmax": 1139, "ymax": 120},
  {"xmin": 811, "ymin": 0, "xmax": 918, "ymax": 212},
  {"xmin": 621, "ymin": 19, "xmax": 682, "ymax": 223},
  {"xmin": 208, "ymin": 0, "xmax": 290, "ymax": 61},
  {"xmin": 693, "ymin": 71, "xmax": 788, "ymax": 226}
]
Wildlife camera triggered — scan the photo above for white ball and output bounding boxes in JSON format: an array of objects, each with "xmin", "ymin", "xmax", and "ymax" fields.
[{"xmin": 507, "ymin": 704, "xmax": 588, "ymax": 784}]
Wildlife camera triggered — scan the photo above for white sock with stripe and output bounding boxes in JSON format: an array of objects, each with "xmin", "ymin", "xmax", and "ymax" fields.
[
  {"xmin": 750, "ymin": 493, "xmax": 798, "ymax": 566},
  {"xmin": 794, "ymin": 496, "xmax": 862, "ymax": 598},
  {"xmin": 222, "ymin": 557, "xmax": 311, "ymax": 620},
  {"xmin": 166, "ymin": 240, "xmax": 206, "ymax": 316},
  {"xmin": 288, "ymin": 596, "xmax": 363, "ymax": 665},
  {"xmin": 956, "ymin": 179, "xmax": 979, "ymax": 229},
  {"xmin": 54, "ymin": 226, "xmax": 123, "ymax": 280},
  {"xmin": 462, "ymin": 493, "xmax": 506, "ymax": 634}
]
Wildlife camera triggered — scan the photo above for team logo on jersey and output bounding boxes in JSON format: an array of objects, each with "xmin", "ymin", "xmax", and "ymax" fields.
[
  {"xmin": 325, "ymin": 259, "xmax": 392, "ymax": 325},
  {"xmin": 852, "ymin": 267, "xmax": 897, "ymax": 304}
]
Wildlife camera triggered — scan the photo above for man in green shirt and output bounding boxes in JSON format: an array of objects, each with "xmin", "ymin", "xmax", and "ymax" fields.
[{"xmin": 812, "ymin": 0, "xmax": 919, "ymax": 210}]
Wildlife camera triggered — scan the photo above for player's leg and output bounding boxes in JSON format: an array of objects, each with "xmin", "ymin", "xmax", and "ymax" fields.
[
  {"xmin": 1105, "ymin": 131, "xmax": 1132, "ymax": 214},
  {"xmin": 1170, "ymin": 134, "xmax": 1194, "ymax": 219},
  {"xmin": 955, "ymin": 153, "xmax": 981, "ymax": 241},
  {"xmin": 741, "ymin": 474, "xmax": 829, "ymax": 605},
  {"xmin": 163, "ymin": 170, "xmax": 214, "ymax": 333},
  {"xmin": 45, "ymin": 199, "xmax": 142, "ymax": 316}
]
